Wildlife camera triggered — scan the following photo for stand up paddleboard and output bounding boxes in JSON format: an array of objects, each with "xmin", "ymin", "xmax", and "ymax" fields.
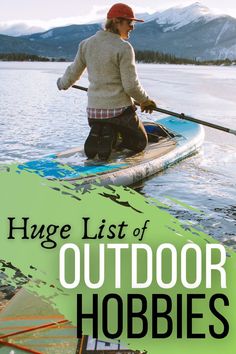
[{"xmin": 18, "ymin": 117, "xmax": 204, "ymax": 187}]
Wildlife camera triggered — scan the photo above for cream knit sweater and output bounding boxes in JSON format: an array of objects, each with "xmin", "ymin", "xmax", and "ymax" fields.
[{"xmin": 58, "ymin": 30, "xmax": 149, "ymax": 109}]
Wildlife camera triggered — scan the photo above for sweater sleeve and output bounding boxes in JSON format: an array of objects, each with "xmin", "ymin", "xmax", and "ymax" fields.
[
  {"xmin": 119, "ymin": 43, "xmax": 149, "ymax": 103},
  {"xmin": 59, "ymin": 42, "xmax": 86, "ymax": 89}
]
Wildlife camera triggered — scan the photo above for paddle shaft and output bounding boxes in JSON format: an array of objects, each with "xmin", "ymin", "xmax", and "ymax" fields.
[
  {"xmin": 152, "ymin": 107, "xmax": 236, "ymax": 135},
  {"xmin": 72, "ymin": 84, "xmax": 236, "ymax": 136}
]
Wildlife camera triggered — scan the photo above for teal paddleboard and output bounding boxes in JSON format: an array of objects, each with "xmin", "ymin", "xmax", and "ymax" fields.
[{"xmin": 18, "ymin": 117, "xmax": 204, "ymax": 187}]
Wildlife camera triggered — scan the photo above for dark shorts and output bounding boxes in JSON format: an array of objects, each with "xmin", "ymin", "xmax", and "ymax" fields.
[{"xmin": 88, "ymin": 106, "xmax": 148, "ymax": 153}]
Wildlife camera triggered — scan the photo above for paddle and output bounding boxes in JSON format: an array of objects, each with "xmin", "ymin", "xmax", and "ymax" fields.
[{"xmin": 72, "ymin": 84, "xmax": 236, "ymax": 136}]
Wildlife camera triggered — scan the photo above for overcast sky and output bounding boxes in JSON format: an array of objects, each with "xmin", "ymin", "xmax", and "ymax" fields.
[{"xmin": 1, "ymin": 0, "xmax": 236, "ymax": 28}]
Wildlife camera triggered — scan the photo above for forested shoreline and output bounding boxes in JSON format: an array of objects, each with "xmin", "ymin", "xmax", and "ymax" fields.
[{"xmin": 0, "ymin": 51, "xmax": 235, "ymax": 66}]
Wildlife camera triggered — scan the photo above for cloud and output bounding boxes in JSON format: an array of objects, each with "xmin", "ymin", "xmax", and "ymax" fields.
[
  {"xmin": 0, "ymin": 5, "xmax": 108, "ymax": 36},
  {"xmin": 1, "ymin": 2, "xmax": 235, "ymax": 37},
  {"xmin": 0, "ymin": 22, "xmax": 45, "ymax": 36},
  {"xmin": 0, "ymin": 4, "xmax": 157, "ymax": 36},
  {"xmin": 0, "ymin": 17, "xmax": 98, "ymax": 36}
]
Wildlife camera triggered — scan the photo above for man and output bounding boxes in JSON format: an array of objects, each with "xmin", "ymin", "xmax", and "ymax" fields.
[{"xmin": 57, "ymin": 3, "xmax": 157, "ymax": 160}]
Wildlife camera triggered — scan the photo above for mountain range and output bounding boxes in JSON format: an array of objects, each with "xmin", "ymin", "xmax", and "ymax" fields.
[{"xmin": 1, "ymin": 3, "xmax": 236, "ymax": 60}]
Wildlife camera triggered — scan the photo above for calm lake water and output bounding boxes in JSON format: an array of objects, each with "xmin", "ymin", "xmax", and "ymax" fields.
[{"xmin": 0, "ymin": 62, "xmax": 235, "ymax": 243}]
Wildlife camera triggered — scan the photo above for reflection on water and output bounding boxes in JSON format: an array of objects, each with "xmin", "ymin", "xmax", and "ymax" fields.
[
  {"xmin": 134, "ymin": 143, "xmax": 236, "ymax": 241},
  {"xmin": 0, "ymin": 62, "xmax": 236, "ymax": 243}
]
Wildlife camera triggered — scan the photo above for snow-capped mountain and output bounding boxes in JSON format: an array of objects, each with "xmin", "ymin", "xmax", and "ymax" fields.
[
  {"xmin": 153, "ymin": 2, "xmax": 219, "ymax": 31},
  {"xmin": 0, "ymin": 2, "xmax": 226, "ymax": 37},
  {"xmin": 1, "ymin": 2, "xmax": 236, "ymax": 60},
  {"xmin": 125, "ymin": 2, "xmax": 236, "ymax": 60}
]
